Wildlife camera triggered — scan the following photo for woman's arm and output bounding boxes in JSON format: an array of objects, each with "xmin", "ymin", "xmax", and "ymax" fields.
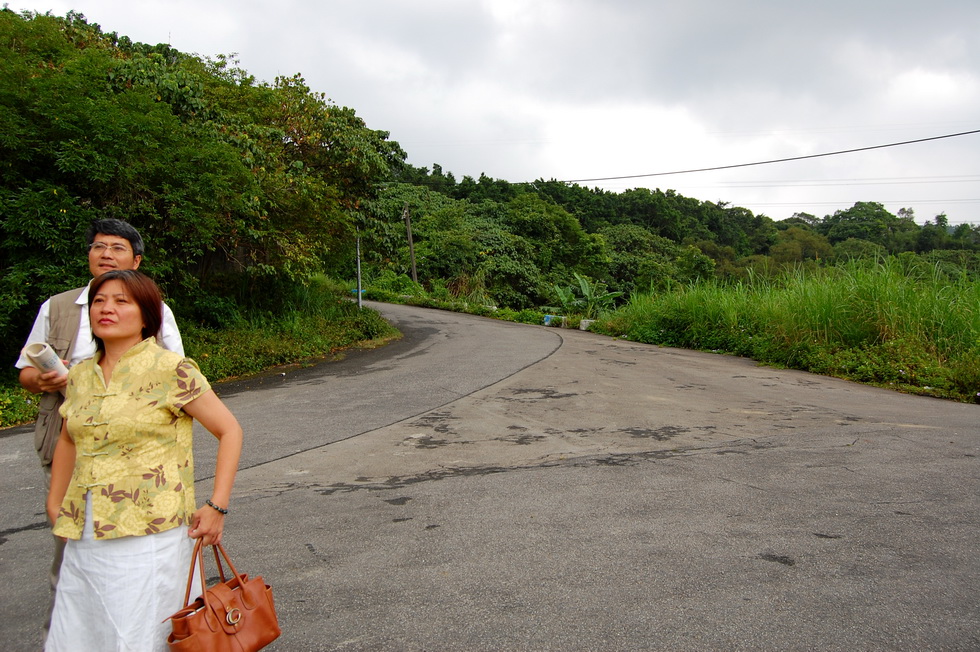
[
  {"xmin": 182, "ymin": 389, "xmax": 243, "ymax": 546},
  {"xmin": 46, "ymin": 422, "xmax": 76, "ymax": 525}
]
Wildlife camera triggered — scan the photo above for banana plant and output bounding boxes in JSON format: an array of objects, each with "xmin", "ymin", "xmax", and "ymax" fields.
[{"xmin": 553, "ymin": 273, "xmax": 623, "ymax": 319}]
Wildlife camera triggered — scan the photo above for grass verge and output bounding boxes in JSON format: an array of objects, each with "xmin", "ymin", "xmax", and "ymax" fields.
[{"xmin": 592, "ymin": 259, "xmax": 980, "ymax": 402}]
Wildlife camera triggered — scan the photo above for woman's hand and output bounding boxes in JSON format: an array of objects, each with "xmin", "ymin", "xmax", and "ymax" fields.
[
  {"xmin": 188, "ymin": 504, "xmax": 226, "ymax": 546},
  {"xmin": 46, "ymin": 501, "xmax": 67, "ymax": 543},
  {"xmin": 46, "ymin": 501, "xmax": 60, "ymax": 526}
]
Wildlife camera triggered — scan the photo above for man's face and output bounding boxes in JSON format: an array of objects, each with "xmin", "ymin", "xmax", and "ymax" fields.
[{"xmin": 87, "ymin": 233, "xmax": 142, "ymax": 278}]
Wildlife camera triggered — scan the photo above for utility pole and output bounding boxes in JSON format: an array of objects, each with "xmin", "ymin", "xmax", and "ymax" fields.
[
  {"xmin": 355, "ymin": 225, "xmax": 363, "ymax": 309},
  {"xmin": 403, "ymin": 202, "xmax": 418, "ymax": 284}
]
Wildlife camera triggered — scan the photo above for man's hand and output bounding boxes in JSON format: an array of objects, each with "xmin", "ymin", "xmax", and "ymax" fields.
[{"xmin": 19, "ymin": 365, "xmax": 68, "ymax": 394}]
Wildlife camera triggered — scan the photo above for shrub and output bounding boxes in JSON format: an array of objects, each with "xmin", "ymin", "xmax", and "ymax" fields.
[{"xmin": 0, "ymin": 385, "xmax": 38, "ymax": 428}]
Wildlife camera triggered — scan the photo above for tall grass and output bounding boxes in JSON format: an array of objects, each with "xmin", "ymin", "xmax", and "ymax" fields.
[{"xmin": 597, "ymin": 258, "xmax": 980, "ymax": 402}]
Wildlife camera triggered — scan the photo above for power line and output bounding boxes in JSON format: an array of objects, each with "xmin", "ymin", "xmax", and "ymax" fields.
[
  {"xmin": 560, "ymin": 129, "xmax": 980, "ymax": 184},
  {"xmin": 713, "ymin": 175, "xmax": 980, "ymax": 188},
  {"xmin": 744, "ymin": 199, "xmax": 980, "ymax": 207},
  {"xmin": 603, "ymin": 178, "xmax": 980, "ymax": 191}
]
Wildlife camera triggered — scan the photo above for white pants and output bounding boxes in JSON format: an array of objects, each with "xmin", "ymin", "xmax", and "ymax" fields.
[{"xmin": 45, "ymin": 494, "xmax": 198, "ymax": 652}]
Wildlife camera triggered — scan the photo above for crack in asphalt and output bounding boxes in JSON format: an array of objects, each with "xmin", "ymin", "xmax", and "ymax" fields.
[
  {"xmin": 253, "ymin": 446, "xmax": 707, "ymax": 502},
  {"xmin": 0, "ymin": 520, "xmax": 49, "ymax": 545}
]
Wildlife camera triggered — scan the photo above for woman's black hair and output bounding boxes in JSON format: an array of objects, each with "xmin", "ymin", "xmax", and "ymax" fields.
[{"xmin": 88, "ymin": 270, "xmax": 163, "ymax": 352}]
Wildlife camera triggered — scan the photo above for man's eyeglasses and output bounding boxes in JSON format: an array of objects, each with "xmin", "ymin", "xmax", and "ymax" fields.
[{"xmin": 89, "ymin": 242, "xmax": 131, "ymax": 255}]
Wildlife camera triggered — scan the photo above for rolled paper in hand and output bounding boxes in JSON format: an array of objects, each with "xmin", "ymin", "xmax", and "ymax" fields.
[{"xmin": 23, "ymin": 342, "xmax": 69, "ymax": 377}]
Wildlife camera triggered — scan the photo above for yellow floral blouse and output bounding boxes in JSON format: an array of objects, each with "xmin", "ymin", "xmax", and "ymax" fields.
[{"xmin": 54, "ymin": 338, "xmax": 210, "ymax": 540}]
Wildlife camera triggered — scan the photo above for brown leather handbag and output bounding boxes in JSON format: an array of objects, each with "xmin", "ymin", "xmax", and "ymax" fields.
[{"xmin": 166, "ymin": 539, "xmax": 281, "ymax": 651}]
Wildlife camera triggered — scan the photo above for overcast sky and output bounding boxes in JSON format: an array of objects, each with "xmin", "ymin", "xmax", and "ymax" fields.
[{"xmin": 17, "ymin": 1, "xmax": 980, "ymax": 225}]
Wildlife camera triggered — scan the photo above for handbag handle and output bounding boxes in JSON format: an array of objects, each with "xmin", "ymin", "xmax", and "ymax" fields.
[{"xmin": 177, "ymin": 539, "xmax": 247, "ymax": 611}]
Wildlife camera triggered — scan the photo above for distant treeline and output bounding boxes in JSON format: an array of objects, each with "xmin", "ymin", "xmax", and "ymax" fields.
[
  {"xmin": 366, "ymin": 165, "xmax": 979, "ymax": 308},
  {"xmin": 2, "ymin": 9, "xmax": 978, "ymax": 369}
]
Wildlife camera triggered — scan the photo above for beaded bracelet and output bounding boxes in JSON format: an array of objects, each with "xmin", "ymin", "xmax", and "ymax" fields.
[{"xmin": 206, "ymin": 499, "xmax": 229, "ymax": 515}]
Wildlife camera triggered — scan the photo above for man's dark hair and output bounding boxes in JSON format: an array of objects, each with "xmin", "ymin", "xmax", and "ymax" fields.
[{"xmin": 86, "ymin": 219, "xmax": 145, "ymax": 257}]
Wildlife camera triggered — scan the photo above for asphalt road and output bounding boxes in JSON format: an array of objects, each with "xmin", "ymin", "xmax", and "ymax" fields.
[{"xmin": 1, "ymin": 301, "xmax": 978, "ymax": 651}]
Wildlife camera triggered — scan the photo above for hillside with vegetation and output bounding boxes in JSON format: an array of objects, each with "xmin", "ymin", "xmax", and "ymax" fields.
[{"xmin": 2, "ymin": 10, "xmax": 978, "ymax": 426}]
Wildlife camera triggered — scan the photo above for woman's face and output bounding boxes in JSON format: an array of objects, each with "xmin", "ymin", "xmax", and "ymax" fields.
[{"xmin": 91, "ymin": 279, "xmax": 145, "ymax": 346}]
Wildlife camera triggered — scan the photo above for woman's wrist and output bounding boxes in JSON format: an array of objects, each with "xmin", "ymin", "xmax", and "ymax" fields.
[{"xmin": 205, "ymin": 498, "xmax": 229, "ymax": 515}]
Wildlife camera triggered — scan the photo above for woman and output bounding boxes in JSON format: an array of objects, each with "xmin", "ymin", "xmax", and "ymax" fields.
[{"xmin": 45, "ymin": 269, "xmax": 243, "ymax": 651}]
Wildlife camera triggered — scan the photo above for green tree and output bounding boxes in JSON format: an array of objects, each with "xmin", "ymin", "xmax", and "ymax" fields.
[
  {"xmin": 818, "ymin": 201, "xmax": 919, "ymax": 253},
  {"xmin": 770, "ymin": 227, "xmax": 833, "ymax": 263},
  {"xmin": 950, "ymin": 223, "xmax": 980, "ymax": 250},
  {"xmin": 610, "ymin": 188, "xmax": 703, "ymax": 242},
  {"xmin": 833, "ymin": 238, "xmax": 886, "ymax": 261},
  {"xmin": 600, "ymin": 224, "xmax": 681, "ymax": 293},
  {"xmin": 502, "ymin": 193, "xmax": 607, "ymax": 285},
  {"xmin": 675, "ymin": 245, "xmax": 716, "ymax": 283},
  {"xmin": 915, "ymin": 214, "xmax": 954, "ymax": 253}
]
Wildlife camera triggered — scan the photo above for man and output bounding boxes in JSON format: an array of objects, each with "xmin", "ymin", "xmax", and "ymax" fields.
[{"xmin": 15, "ymin": 218, "xmax": 183, "ymax": 640}]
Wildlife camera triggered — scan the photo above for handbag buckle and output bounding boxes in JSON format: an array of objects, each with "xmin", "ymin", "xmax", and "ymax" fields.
[{"xmin": 226, "ymin": 608, "xmax": 242, "ymax": 626}]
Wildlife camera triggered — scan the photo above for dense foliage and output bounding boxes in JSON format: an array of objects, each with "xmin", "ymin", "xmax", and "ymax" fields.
[
  {"xmin": 0, "ymin": 9, "xmax": 402, "ymax": 366},
  {"xmin": 2, "ymin": 10, "xmax": 978, "ymax": 420}
]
